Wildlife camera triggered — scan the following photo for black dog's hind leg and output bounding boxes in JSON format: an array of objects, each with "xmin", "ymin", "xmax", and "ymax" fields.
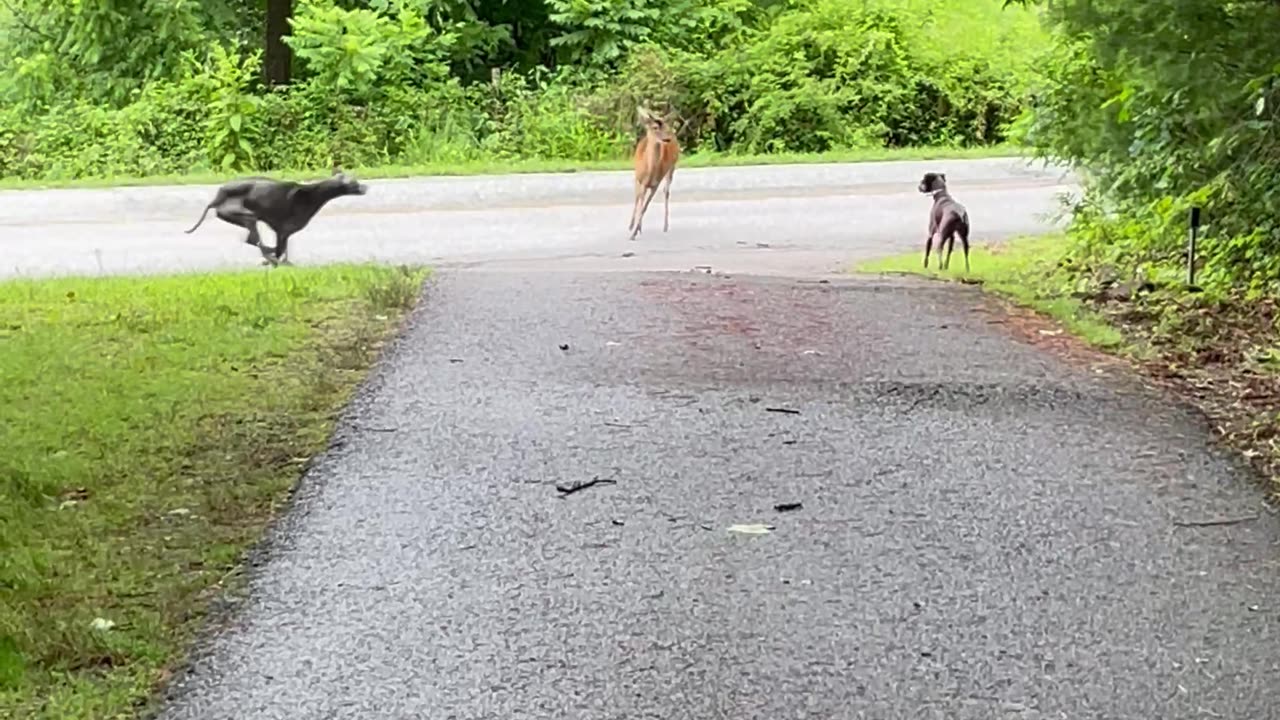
[
  {"xmin": 923, "ymin": 231, "xmax": 935, "ymax": 269},
  {"xmin": 942, "ymin": 231, "xmax": 955, "ymax": 271},
  {"xmin": 216, "ymin": 206, "xmax": 263, "ymax": 248}
]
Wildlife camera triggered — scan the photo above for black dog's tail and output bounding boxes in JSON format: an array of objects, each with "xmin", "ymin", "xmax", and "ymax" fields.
[
  {"xmin": 184, "ymin": 189, "xmax": 226, "ymax": 234},
  {"xmin": 184, "ymin": 205, "xmax": 212, "ymax": 234}
]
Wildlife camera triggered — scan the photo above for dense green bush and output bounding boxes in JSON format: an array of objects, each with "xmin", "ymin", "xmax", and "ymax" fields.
[
  {"xmin": 0, "ymin": 0, "xmax": 1046, "ymax": 182},
  {"xmin": 1013, "ymin": 0, "xmax": 1280, "ymax": 292}
]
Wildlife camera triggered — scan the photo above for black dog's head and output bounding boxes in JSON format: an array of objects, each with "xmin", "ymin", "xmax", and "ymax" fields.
[
  {"xmin": 918, "ymin": 172, "xmax": 947, "ymax": 195},
  {"xmin": 329, "ymin": 167, "xmax": 368, "ymax": 196}
]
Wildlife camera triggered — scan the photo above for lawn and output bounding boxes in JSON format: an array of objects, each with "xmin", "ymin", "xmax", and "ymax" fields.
[
  {"xmin": 854, "ymin": 234, "xmax": 1127, "ymax": 351},
  {"xmin": 0, "ymin": 143, "xmax": 1024, "ymax": 191},
  {"xmin": 0, "ymin": 263, "xmax": 427, "ymax": 718}
]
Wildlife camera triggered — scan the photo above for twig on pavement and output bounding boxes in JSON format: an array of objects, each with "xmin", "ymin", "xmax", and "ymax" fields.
[
  {"xmin": 1173, "ymin": 514, "xmax": 1259, "ymax": 528},
  {"xmin": 555, "ymin": 477, "xmax": 617, "ymax": 496}
]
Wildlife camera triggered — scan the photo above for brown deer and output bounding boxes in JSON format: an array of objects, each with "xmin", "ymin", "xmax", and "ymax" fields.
[{"xmin": 628, "ymin": 106, "xmax": 680, "ymax": 240}]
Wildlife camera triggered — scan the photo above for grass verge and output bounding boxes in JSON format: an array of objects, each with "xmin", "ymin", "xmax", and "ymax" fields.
[
  {"xmin": 0, "ymin": 143, "xmax": 1024, "ymax": 191},
  {"xmin": 854, "ymin": 235, "xmax": 1127, "ymax": 350},
  {"xmin": 0, "ymin": 263, "xmax": 428, "ymax": 718},
  {"xmin": 857, "ymin": 235, "xmax": 1280, "ymax": 502}
]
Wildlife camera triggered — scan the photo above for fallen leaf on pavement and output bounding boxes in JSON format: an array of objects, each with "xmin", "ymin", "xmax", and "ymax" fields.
[{"xmin": 728, "ymin": 523, "xmax": 775, "ymax": 535}]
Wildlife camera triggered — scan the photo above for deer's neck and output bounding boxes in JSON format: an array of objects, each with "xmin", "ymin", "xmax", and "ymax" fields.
[{"xmin": 645, "ymin": 134, "xmax": 664, "ymax": 177}]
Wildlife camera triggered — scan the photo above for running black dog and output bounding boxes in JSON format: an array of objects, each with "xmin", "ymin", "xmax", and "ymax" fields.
[{"xmin": 185, "ymin": 170, "xmax": 368, "ymax": 266}]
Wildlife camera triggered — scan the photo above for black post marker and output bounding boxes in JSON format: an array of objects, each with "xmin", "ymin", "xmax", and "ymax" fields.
[{"xmin": 1187, "ymin": 206, "xmax": 1202, "ymax": 292}]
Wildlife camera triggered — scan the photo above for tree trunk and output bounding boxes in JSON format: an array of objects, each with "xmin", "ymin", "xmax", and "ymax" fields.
[{"xmin": 265, "ymin": 0, "xmax": 293, "ymax": 86}]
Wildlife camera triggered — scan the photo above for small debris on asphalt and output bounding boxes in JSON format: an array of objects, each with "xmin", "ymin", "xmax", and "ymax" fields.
[
  {"xmin": 765, "ymin": 406, "xmax": 801, "ymax": 415},
  {"xmin": 801, "ymin": 349, "xmax": 822, "ymax": 356},
  {"xmin": 611, "ymin": 519, "xmax": 625, "ymax": 527},
  {"xmin": 782, "ymin": 439, "xmax": 797, "ymax": 445},
  {"xmin": 1173, "ymin": 514, "xmax": 1259, "ymax": 527},
  {"xmin": 774, "ymin": 502, "xmax": 803, "ymax": 513},
  {"xmin": 605, "ymin": 341, "xmax": 621, "ymax": 347},
  {"xmin": 727, "ymin": 523, "xmax": 775, "ymax": 535},
  {"xmin": 558, "ymin": 343, "xmax": 570, "ymax": 351},
  {"xmin": 555, "ymin": 477, "xmax": 617, "ymax": 496},
  {"xmin": 448, "ymin": 358, "xmax": 464, "ymax": 363},
  {"xmin": 756, "ymin": 242, "xmax": 770, "ymax": 248},
  {"xmin": 693, "ymin": 265, "xmax": 713, "ymax": 273},
  {"xmin": 621, "ymin": 251, "xmax": 636, "ymax": 258}
]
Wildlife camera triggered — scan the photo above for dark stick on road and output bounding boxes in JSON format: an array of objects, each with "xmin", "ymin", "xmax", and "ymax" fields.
[
  {"xmin": 555, "ymin": 477, "xmax": 617, "ymax": 496},
  {"xmin": 1173, "ymin": 514, "xmax": 1259, "ymax": 528}
]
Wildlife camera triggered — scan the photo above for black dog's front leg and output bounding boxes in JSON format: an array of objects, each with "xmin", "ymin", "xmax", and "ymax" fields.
[{"xmin": 270, "ymin": 233, "xmax": 293, "ymax": 266}]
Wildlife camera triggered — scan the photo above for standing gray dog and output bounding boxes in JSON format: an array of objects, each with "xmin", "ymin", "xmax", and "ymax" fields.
[
  {"xmin": 184, "ymin": 169, "xmax": 368, "ymax": 266},
  {"xmin": 917, "ymin": 171, "xmax": 970, "ymax": 272}
]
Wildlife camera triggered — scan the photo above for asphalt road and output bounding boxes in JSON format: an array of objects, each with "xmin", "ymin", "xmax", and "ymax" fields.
[
  {"xmin": 11, "ymin": 159, "xmax": 1277, "ymax": 717},
  {"xmin": 0, "ymin": 157, "xmax": 1072, "ymax": 278},
  {"xmin": 155, "ymin": 271, "xmax": 1280, "ymax": 719}
]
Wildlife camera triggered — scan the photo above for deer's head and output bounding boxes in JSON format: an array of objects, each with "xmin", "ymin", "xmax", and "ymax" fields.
[{"xmin": 637, "ymin": 106, "xmax": 676, "ymax": 144}]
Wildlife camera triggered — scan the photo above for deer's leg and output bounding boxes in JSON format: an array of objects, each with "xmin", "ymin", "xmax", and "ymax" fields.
[
  {"xmin": 662, "ymin": 171, "xmax": 673, "ymax": 233},
  {"xmin": 632, "ymin": 183, "xmax": 659, "ymax": 240},
  {"xmin": 628, "ymin": 179, "xmax": 644, "ymax": 234}
]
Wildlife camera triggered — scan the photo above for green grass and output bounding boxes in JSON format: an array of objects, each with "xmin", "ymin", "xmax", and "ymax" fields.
[
  {"xmin": 0, "ymin": 263, "xmax": 428, "ymax": 718},
  {"xmin": 854, "ymin": 234, "xmax": 1128, "ymax": 350},
  {"xmin": 0, "ymin": 143, "xmax": 1025, "ymax": 190}
]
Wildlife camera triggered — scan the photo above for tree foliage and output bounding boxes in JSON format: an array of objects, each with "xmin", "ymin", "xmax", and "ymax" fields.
[
  {"xmin": 0, "ymin": 0, "xmax": 1045, "ymax": 182},
  {"xmin": 1009, "ymin": 0, "xmax": 1280, "ymax": 291}
]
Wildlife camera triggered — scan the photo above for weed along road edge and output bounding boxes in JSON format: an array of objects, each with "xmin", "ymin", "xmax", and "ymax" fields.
[{"xmin": 7, "ymin": 160, "xmax": 1280, "ymax": 717}]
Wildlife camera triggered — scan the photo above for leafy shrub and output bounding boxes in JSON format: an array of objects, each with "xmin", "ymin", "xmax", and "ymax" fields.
[
  {"xmin": 1016, "ymin": 0, "xmax": 1280, "ymax": 291},
  {"xmin": 0, "ymin": 0, "xmax": 1048, "ymax": 182}
]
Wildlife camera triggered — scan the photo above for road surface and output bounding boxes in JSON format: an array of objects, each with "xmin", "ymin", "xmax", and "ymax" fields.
[
  {"xmin": 9, "ymin": 158, "xmax": 1278, "ymax": 718},
  {"xmin": 0, "ymin": 157, "xmax": 1072, "ymax": 278}
]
